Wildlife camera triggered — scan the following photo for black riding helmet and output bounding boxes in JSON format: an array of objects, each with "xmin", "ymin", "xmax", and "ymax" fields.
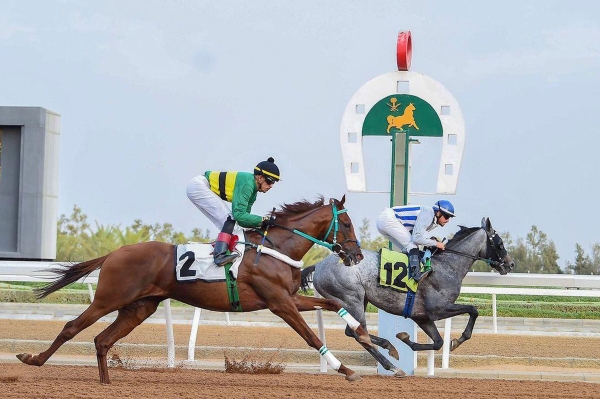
[{"xmin": 254, "ymin": 157, "xmax": 280, "ymax": 184}]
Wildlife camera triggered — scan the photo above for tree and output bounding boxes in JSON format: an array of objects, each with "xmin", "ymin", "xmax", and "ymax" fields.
[
  {"xmin": 56, "ymin": 205, "xmax": 213, "ymax": 261},
  {"xmin": 499, "ymin": 226, "xmax": 561, "ymax": 274},
  {"xmin": 358, "ymin": 218, "xmax": 387, "ymax": 251},
  {"xmin": 566, "ymin": 243, "xmax": 599, "ymax": 275},
  {"xmin": 56, "ymin": 205, "xmax": 91, "ymax": 261}
]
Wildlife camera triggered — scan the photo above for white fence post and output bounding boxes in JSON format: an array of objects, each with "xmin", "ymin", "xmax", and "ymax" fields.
[
  {"xmin": 188, "ymin": 307, "xmax": 202, "ymax": 361},
  {"xmin": 163, "ymin": 299, "xmax": 175, "ymax": 367},
  {"xmin": 426, "ymin": 335, "xmax": 435, "ymax": 376},
  {"xmin": 87, "ymin": 283, "xmax": 95, "ymax": 302},
  {"xmin": 314, "ymin": 290, "xmax": 328, "ymax": 372},
  {"xmin": 442, "ymin": 318, "xmax": 451, "ymax": 369},
  {"xmin": 492, "ymin": 293, "xmax": 498, "ymax": 333}
]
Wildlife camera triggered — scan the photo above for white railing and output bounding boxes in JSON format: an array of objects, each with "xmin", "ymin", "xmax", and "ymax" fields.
[
  {"xmin": 0, "ymin": 260, "xmax": 177, "ymax": 367},
  {"xmin": 311, "ymin": 271, "xmax": 600, "ymax": 375},
  {"xmin": 3, "ymin": 261, "xmax": 600, "ymax": 374},
  {"xmin": 433, "ymin": 272, "xmax": 600, "ymax": 374}
]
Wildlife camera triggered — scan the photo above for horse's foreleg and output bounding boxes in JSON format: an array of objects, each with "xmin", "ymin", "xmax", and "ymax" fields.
[
  {"xmin": 94, "ymin": 298, "xmax": 161, "ymax": 384},
  {"xmin": 443, "ymin": 304, "xmax": 478, "ymax": 351},
  {"xmin": 272, "ymin": 296, "xmax": 361, "ymax": 381},
  {"xmin": 293, "ymin": 295, "xmax": 373, "ymax": 349},
  {"xmin": 17, "ymin": 302, "xmax": 115, "ymax": 367},
  {"xmin": 396, "ymin": 319, "xmax": 444, "ymax": 351}
]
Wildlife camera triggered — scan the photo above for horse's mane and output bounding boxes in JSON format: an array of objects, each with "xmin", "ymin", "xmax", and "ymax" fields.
[
  {"xmin": 445, "ymin": 226, "xmax": 481, "ymax": 249},
  {"xmin": 272, "ymin": 196, "xmax": 326, "ymax": 219}
]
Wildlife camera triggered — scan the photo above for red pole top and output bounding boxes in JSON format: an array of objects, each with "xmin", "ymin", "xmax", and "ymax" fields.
[{"xmin": 396, "ymin": 31, "xmax": 412, "ymax": 71}]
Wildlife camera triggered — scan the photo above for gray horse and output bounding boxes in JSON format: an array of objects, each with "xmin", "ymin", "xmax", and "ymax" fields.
[{"xmin": 300, "ymin": 217, "xmax": 514, "ymax": 376}]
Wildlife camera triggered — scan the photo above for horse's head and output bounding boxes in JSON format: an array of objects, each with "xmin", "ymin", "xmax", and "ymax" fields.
[
  {"xmin": 481, "ymin": 217, "xmax": 514, "ymax": 275},
  {"xmin": 325, "ymin": 195, "xmax": 363, "ymax": 266}
]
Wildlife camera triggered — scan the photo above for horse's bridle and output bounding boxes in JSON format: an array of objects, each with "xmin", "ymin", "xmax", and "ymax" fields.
[
  {"xmin": 261, "ymin": 202, "xmax": 361, "ymax": 263},
  {"xmin": 442, "ymin": 228, "xmax": 509, "ymax": 269},
  {"xmin": 321, "ymin": 202, "xmax": 361, "ymax": 262}
]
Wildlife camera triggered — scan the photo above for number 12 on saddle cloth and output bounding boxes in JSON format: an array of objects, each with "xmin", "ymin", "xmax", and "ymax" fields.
[{"xmin": 377, "ymin": 248, "xmax": 418, "ymax": 293}]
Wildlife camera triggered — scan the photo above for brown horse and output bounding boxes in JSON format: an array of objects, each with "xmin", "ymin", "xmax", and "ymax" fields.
[{"xmin": 17, "ymin": 196, "xmax": 368, "ymax": 383}]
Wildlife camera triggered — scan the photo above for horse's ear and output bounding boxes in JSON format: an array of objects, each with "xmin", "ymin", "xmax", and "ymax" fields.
[
  {"xmin": 481, "ymin": 217, "xmax": 492, "ymax": 232},
  {"xmin": 340, "ymin": 194, "xmax": 346, "ymax": 206}
]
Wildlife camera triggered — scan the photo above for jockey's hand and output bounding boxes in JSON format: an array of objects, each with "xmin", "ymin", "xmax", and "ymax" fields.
[
  {"xmin": 261, "ymin": 215, "xmax": 276, "ymax": 229},
  {"xmin": 435, "ymin": 241, "xmax": 446, "ymax": 250}
]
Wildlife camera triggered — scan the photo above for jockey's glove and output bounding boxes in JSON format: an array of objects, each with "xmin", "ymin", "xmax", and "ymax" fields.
[{"xmin": 261, "ymin": 215, "xmax": 276, "ymax": 228}]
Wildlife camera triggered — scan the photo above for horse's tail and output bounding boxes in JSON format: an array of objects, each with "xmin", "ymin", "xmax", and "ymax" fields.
[
  {"xmin": 300, "ymin": 265, "xmax": 316, "ymax": 293},
  {"xmin": 34, "ymin": 254, "xmax": 110, "ymax": 299}
]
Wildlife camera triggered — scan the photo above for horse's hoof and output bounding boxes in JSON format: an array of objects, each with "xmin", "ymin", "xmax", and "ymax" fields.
[
  {"xmin": 392, "ymin": 368, "xmax": 407, "ymax": 378},
  {"xmin": 345, "ymin": 372, "xmax": 362, "ymax": 382},
  {"xmin": 450, "ymin": 339, "xmax": 460, "ymax": 351},
  {"xmin": 388, "ymin": 348, "xmax": 399, "ymax": 360},
  {"xmin": 396, "ymin": 332, "xmax": 410, "ymax": 342},
  {"xmin": 16, "ymin": 353, "xmax": 36, "ymax": 366}
]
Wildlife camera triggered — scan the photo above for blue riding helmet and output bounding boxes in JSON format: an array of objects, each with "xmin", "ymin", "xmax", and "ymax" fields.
[{"xmin": 433, "ymin": 199, "xmax": 455, "ymax": 217}]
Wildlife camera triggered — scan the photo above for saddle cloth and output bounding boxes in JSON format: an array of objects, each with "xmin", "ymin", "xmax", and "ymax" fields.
[
  {"xmin": 175, "ymin": 239, "xmax": 246, "ymax": 283},
  {"xmin": 377, "ymin": 247, "xmax": 418, "ymax": 293}
]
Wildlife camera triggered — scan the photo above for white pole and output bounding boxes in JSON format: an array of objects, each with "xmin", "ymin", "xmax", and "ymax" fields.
[
  {"xmin": 188, "ymin": 307, "xmax": 202, "ymax": 361},
  {"xmin": 492, "ymin": 293, "xmax": 498, "ymax": 333},
  {"xmin": 427, "ymin": 336, "xmax": 435, "ymax": 376},
  {"xmin": 87, "ymin": 283, "xmax": 94, "ymax": 302},
  {"xmin": 163, "ymin": 299, "xmax": 175, "ymax": 367},
  {"xmin": 314, "ymin": 290, "xmax": 328, "ymax": 373},
  {"xmin": 225, "ymin": 312, "xmax": 230, "ymax": 325},
  {"xmin": 442, "ymin": 318, "xmax": 451, "ymax": 368}
]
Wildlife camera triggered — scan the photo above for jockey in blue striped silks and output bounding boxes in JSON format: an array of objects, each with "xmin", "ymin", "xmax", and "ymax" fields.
[{"xmin": 376, "ymin": 200, "xmax": 455, "ymax": 281}]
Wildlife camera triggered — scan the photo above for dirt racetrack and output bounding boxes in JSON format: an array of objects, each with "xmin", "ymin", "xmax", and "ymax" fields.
[
  {"xmin": 2, "ymin": 364, "xmax": 600, "ymax": 399},
  {"xmin": 1, "ymin": 319, "xmax": 600, "ymax": 398}
]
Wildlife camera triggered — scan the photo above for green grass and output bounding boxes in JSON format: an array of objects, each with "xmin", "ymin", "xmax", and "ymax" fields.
[
  {"xmin": 300, "ymin": 288, "xmax": 600, "ymax": 319},
  {"xmin": 3, "ymin": 283, "xmax": 600, "ymax": 319}
]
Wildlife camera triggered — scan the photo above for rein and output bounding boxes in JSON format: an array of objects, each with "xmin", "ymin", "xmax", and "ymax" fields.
[
  {"xmin": 252, "ymin": 202, "xmax": 359, "ymax": 261},
  {"xmin": 274, "ymin": 203, "xmax": 356, "ymax": 251},
  {"xmin": 439, "ymin": 228, "xmax": 507, "ymax": 268}
]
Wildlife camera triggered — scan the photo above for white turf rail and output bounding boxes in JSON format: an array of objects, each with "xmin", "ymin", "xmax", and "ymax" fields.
[{"xmin": 2, "ymin": 261, "xmax": 600, "ymax": 373}]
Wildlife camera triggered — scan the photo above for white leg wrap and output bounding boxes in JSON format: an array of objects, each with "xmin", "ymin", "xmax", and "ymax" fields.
[
  {"xmin": 337, "ymin": 308, "xmax": 360, "ymax": 330},
  {"xmin": 319, "ymin": 346, "xmax": 341, "ymax": 371}
]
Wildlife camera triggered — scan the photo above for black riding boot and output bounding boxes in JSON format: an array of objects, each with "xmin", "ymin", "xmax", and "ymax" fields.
[
  {"xmin": 213, "ymin": 217, "xmax": 239, "ymax": 266},
  {"xmin": 408, "ymin": 248, "xmax": 430, "ymax": 282},
  {"xmin": 213, "ymin": 240, "xmax": 238, "ymax": 266}
]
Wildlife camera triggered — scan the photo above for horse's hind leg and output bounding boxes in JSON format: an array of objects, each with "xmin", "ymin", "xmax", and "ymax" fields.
[
  {"xmin": 94, "ymin": 298, "xmax": 161, "ymax": 384},
  {"xmin": 275, "ymin": 295, "xmax": 361, "ymax": 381},
  {"xmin": 293, "ymin": 294, "xmax": 373, "ymax": 348},
  {"xmin": 17, "ymin": 301, "xmax": 117, "ymax": 367}
]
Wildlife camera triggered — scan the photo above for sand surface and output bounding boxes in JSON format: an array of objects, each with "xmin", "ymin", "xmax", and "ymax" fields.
[{"xmin": 1, "ymin": 319, "xmax": 600, "ymax": 398}]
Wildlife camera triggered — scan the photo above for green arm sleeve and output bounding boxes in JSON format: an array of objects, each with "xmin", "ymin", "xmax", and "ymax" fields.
[{"xmin": 231, "ymin": 183, "xmax": 262, "ymax": 228}]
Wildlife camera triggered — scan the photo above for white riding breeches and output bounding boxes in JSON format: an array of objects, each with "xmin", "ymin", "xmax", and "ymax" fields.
[
  {"xmin": 186, "ymin": 175, "xmax": 232, "ymax": 231},
  {"xmin": 376, "ymin": 207, "xmax": 417, "ymax": 252}
]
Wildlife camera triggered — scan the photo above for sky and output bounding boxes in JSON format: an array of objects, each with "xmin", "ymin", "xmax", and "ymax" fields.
[{"xmin": 1, "ymin": 0, "xmax": 599, "ymax": 269}]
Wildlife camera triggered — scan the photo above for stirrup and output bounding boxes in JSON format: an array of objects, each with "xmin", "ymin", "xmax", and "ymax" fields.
[
  {"xmin": 411, "ymin": 268, "xmax": 431, "ymax": 282},
  {"xmin": 214, "ymin": 253, "xmax": 239, "ymax": 266}
]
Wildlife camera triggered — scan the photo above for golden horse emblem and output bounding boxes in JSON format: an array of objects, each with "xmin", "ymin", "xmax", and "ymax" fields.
[{"xmin": 386, "ymin": 103, "xmax": 419, "ymax": 133}]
